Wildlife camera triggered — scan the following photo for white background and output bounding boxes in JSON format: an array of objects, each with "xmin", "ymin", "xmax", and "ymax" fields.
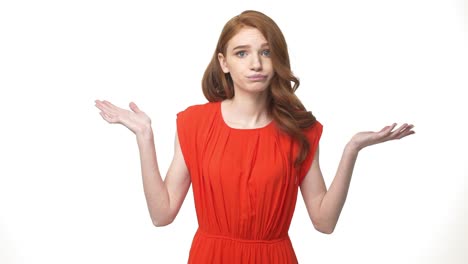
[{"xmin": 0, "ymin": 0, "xmax": 466, "ymax": 263}]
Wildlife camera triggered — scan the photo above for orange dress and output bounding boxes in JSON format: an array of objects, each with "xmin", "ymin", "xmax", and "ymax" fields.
[{"xmin": 176, "ymin": 101, "xmax": 322, "ymax": 264}]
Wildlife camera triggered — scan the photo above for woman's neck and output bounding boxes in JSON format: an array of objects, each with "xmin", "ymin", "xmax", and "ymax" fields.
[{"xmin": 222, "ymin": 93, "xmax": 271, "ymax": 128}]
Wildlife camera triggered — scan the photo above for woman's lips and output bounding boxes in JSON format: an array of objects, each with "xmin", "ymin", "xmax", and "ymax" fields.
[{"xmin": 247, "ymin": 74, "xmax": 267, "ymax": 81}]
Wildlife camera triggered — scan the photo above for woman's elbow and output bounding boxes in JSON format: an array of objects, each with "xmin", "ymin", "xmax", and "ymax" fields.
[
  {"xmin": 314, "ymin": 225, "xmax": 335, "ymax": 234},
  {"xmin": 152, "ymin": 215, "xmax": 175, "ymax": 227},
  {"xmin": 153, "ymin": 220, "xmax": 169, "ymax": 227},
  {"xmin": 313, "ymin": 220, "xmax": 336, "ymax": 234}
]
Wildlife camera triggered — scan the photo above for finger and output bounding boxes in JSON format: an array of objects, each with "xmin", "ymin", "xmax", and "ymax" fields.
[
  {"xmin": 95, "ymin": 100, "xmax": 111, "ymax": 110},
  {"xmin": 386, "ymin": 124, "xmax": 405, "ymax": 140},
  {"xmin": 388, "ymin": 124, "xmax": 413, "ymax": 140},
  {"xmin": 94, "ymin": 102, "xmax": 102, "ymax": 110},
  {"xmin": 129, "ymin": 102, "xmax": 141, "ymax": 113},
  {"xmin": 393, "ymin": 123, "xmax": 409, "ymax": 134},
  {"xmin": 102, "ymin": 100, "xmax": 118, "ymax": 109},
  {"xmin": 399, "ymin": 124, "xmax": 414, "ymax": 133},
  {"xmin": 100, "ymin": 100, "xmax": 126, "ymax": 112},
  {"xmin": 395, "ymin": 125, "xmax": 415, "ymax": 139},
  {"xmin": 395, "ymin": 131, "xmax": 415, "ymax": 140},
  {"xmin": 99, "ymin": 111, "xmax": 111, "ymax": 123},
  {"xmin": 95, "ymin": 102, "xmax": 115, "ymax": 117},
  {"xmin": 380, "ymin": 123, "xmax": 397, "ymax": 136},
  {"xmin": 95, "ymin": 101, "xmax": 107, "ymax": 113},
  {"xmin": 96, "ymin": 99, "xmax": 116, "ymax": 107},
  {"xmin": 100, "ymin": 100, "xmax": 122, "ymax": 115}
]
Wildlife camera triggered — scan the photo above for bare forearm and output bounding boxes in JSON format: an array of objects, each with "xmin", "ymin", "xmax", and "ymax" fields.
[
  {"xmin": 310, "ymin": 123, "xmax": 414, "ymax": 234},
  {"xmin": 135, "ymin": 128, "xmax": 171, "ymax": 226},
  {"xmin": 319, "ymin": 142, "xmax": 359, "ymax": 232}
]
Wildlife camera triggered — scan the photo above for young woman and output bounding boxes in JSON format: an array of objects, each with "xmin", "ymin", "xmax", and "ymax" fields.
[{"xmin": 94, "ymin": 10, "xmax": 415, "ymax": 264}]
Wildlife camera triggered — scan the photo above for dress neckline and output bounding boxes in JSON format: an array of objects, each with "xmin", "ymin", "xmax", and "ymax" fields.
[{"xmin": 217, "ymin": 101, "xmax": 275, "ymax": 132}]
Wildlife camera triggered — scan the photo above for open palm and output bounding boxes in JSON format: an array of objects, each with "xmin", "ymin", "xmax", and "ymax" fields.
[
  {"xmin": 94, "ymin": 100, "xmax": 152, "ymax": 135},
  {"xmin": 351, "ymin": 123, "xmax": 415, "ymax": 151}
]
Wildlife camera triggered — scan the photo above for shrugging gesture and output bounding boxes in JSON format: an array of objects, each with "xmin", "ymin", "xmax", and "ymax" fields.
[
  {"xmin": 350, "ymin": 123, "xmax": 415, "ymax": 151},
  {"xmin": 95, "ymin": 100, "xmax": 152, "ymax": 136}
]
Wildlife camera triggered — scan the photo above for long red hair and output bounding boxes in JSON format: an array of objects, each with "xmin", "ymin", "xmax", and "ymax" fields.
[{"xmin": 202, "ymin": 10, "xmax": 318, "ymax": 167}]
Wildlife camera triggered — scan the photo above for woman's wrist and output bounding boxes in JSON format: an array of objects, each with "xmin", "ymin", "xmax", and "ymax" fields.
[
  {"xmin": 345, "ymin": 140, "xmax": 362, "ymax": 154},
  {"xmin": 136, "ymin": 124, "xmax": 154, "ymax": 140}
]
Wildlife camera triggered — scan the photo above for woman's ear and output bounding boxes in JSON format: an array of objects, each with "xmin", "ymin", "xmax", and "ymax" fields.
[{"xmin": 217, "ymin": 53, "xmax": 229, "ymax": 73}]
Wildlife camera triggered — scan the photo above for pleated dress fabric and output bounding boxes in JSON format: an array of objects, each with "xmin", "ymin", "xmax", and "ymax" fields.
[{"xmin": 176, "ymin": 101, "xmax": 323, "ymax": 264}]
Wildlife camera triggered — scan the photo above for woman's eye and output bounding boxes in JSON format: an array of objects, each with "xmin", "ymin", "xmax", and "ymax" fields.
[
  {"xmin": 236, "ymin": 51, "xmax": 247, "ymax": 57},
  {"xmin": 262, "ymin": 49, "xmax": 271, "ymax": 57}
]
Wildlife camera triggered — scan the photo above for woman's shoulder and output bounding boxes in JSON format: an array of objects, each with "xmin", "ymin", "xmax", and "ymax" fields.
[
  {"xmin": 302, "ymin": 120, "xmax": 323, "ymax": 137},
  {"xmin": 178, "ymin": 101, "xmax": 218, "ymax": 118},
  {"xmin": 177, "ymin": 101, "xmax": 220, "ymax": 124},
  {"xmin": 305, "ymin": 120, "xmax": 323, "ymax": 132},
  {"xmin": 295, "ymin": 121, "xmax": 323, "ymax": 152},
  {"xmin": 179, "ymin": 101, "xmax": 217, "ymax": 114},
  {"xmin": 177, "ymin": 101, "xmax": 220, "ymax": 137}
]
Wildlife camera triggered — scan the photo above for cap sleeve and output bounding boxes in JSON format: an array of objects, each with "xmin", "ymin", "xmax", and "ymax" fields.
[
  {"xmin": 298, "ymin": 121, "xmax": 323, "ymax": 185},
  {"xmin": 176, "ymin": 107, "xmax": 194, "ymax": 169}
]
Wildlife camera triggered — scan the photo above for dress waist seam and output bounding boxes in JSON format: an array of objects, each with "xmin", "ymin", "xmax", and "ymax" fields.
[{"xmin": 197, "ymin": 228, "xmax": 289, "ymax": 244}]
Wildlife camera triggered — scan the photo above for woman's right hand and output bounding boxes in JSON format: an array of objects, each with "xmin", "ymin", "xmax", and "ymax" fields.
[{"xmin": 95, "ymin": 100, "xmax": 152, "ymax": 136}]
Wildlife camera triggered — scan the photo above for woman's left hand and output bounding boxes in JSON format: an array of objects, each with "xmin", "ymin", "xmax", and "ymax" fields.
[{"xmin": 349, "ymin": 123, "xmax": 415, "ymax": 151}]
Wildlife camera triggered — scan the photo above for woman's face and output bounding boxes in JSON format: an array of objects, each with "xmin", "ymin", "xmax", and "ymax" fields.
[{"xmin": 218, "ymin": 27, "xmax": 274, "ymax": 95}]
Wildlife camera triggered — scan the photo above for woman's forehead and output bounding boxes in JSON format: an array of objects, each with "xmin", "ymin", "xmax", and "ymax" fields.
[{"xmin": 226, "ymin": 27, "xmax": 268, "ymax": 50}]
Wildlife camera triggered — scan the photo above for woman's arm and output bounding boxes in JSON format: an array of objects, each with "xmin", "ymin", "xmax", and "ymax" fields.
[
  {"xmin": 300, "ymin": 123, "xmax": 415, "ymax": 234},
  {"xmin": 136, "ymin": 129, "xmax": 191, "ymax": 226},
  {"xmin": 95, "ymin": 100, "xmax": 191, "ymax": 227}
]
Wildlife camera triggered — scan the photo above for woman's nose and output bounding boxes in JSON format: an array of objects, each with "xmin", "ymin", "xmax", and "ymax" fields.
[{"xmin": 250, "ymin": 54, "xmax": 262, "ymax": 71}]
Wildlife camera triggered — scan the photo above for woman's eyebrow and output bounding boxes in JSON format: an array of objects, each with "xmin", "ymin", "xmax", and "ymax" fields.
[
  {"xmin": 232, "ymin": 45, "xmax": 250, "ymax": 50},
  {"xmin": 232, "ymin": 43, "xmax": 269, "ymax": 51}
]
